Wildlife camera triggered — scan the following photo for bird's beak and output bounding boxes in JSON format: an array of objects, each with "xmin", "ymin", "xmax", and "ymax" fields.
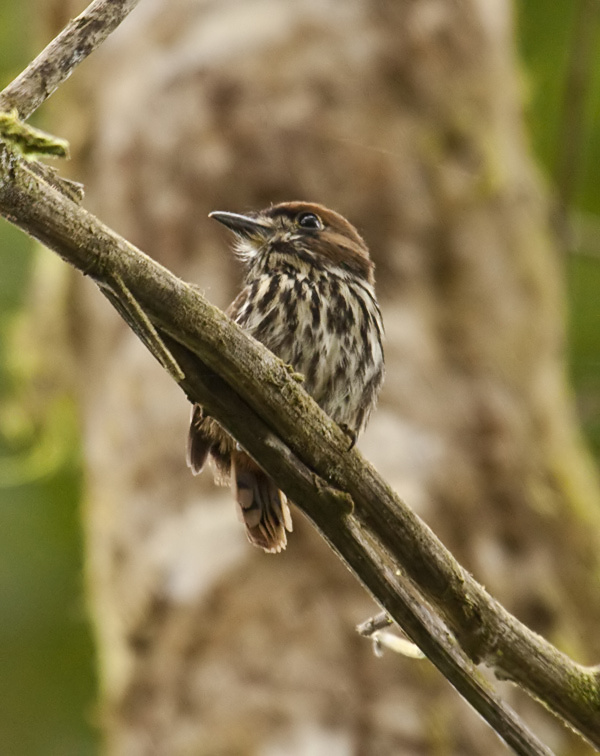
[{"xmin": 209, "ymin": 211, "xmax": 271, "ymax": 239}]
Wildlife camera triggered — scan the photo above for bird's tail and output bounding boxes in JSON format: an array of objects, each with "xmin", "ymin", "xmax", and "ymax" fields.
[{"xmin": 232, "ymin": 453, "xmax": 293, "ymax": 553}]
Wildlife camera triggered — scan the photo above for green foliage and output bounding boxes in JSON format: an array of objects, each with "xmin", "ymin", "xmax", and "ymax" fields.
[
  {"xmin": 0, "ymin": 465, "xmax": 96, "ymax": 756},
  {"xmin": 517, "ymin": 1, "xmax": 600, "ymax": 211},
  {"xmin": 518, "ymin": 0, "xmax": 600, "ymax": 456},
  {"xmin": 0, "ymin": 2, "xmax": 96, "ymax": 754},
  {"xmin": 567, "ymin": 254, "xmax": 600, "ymax": 453},
  {"xmin": 0, "ymin": 242, "xmax": 97, "ymax": 755},
  {"xmin": 516, "ymin": 2, "xmax": 576, "ymax": 173}
]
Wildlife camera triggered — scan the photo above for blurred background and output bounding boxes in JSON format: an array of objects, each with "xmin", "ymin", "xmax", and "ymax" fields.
[{"xmin": 1, "ymin": 1, "xmax": 599, "ymax": 755}]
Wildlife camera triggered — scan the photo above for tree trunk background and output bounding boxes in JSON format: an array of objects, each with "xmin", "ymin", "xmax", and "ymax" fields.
[{"xmin": 36, "ymin": 0, "xmax": 600, "ymax": 754}]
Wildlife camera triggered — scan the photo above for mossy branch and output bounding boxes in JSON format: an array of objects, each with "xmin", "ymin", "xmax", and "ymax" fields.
[{"xmin": 2, "ymin": 141, "xmax": 599, "ymax": 755}]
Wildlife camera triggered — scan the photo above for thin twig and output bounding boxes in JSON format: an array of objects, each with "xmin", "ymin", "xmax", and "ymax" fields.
[
  {"xmin": 357, "ymin": 614, "xmax": 426, "ymax": 658},
  {"xmin": 100, "ymin": 274, "xmax": 185, "ymax": 382},
  {"xmin": 0, "ymin": 0, "xmax": 143, "ymax": 119},
  {"xmin": 356, "ymin": 611, "xmax": 393, "ymax": 637},
  {"xmin": 0, "ymin": 0, "xmax": 141, "ymax": 201}
]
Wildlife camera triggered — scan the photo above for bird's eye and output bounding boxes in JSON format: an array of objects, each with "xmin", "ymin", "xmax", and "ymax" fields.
[{"xmin": 297, "ymin": 212, "xmax": 322, "ymax": 230}]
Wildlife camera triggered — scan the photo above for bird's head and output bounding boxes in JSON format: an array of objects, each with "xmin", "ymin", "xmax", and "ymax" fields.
[{"xmin": 209, "ymin": 201, "xmax": 374, "ymax": 284}]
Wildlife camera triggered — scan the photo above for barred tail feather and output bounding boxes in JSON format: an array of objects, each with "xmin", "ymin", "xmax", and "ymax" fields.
[
  {"xmin": 186, "ymin": 405, "xmax": 211, "ymax": 475},
  {"xmin": 187, "ymin": 405, "xmax": 234, "ymax": 482},
  {"xmin": 232, "ymin": 454, "xmax": 293, "ymax": 553}
]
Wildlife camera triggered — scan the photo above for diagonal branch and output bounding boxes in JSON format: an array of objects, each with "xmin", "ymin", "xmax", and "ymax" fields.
[
  {"xmin": 0, "ymin": 0, "xmax": 143, "ymax": 120},
  {"xmin": 1, "ymin": 142, "xmax": 599, "ymax": 754},
  {"xmin": 165, "ymin": 338, "xmax": 550, "ymax": 755}
]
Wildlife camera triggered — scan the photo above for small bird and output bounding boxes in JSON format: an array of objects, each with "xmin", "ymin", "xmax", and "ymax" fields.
[{"xmin": 187, "ymin": 201, "xmax": 385, "ymax": 553}]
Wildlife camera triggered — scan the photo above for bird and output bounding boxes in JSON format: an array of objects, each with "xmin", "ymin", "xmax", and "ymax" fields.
[{"xmin": 187, "ymin": 201, "xmax": 385, "ymax": 553}]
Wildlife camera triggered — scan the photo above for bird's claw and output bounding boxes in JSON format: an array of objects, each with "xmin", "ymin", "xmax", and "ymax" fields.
[{"xmin": 339, "ymin": 423, "xmax": 357, "ymax": 450}]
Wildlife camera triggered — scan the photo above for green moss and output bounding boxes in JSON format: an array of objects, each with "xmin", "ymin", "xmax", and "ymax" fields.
[
  {"xmin": 0, "ymin": 110, "xmax": 70, "ymax": 160},
  {"xmin": 566, "ymin": 668, "xmax": 600, "ymax": 712}
]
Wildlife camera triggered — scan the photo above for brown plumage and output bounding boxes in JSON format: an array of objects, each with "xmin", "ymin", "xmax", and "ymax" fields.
[{"xmin": 187, "ymin": 201, "xmax": 384, "ymax": 552}]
